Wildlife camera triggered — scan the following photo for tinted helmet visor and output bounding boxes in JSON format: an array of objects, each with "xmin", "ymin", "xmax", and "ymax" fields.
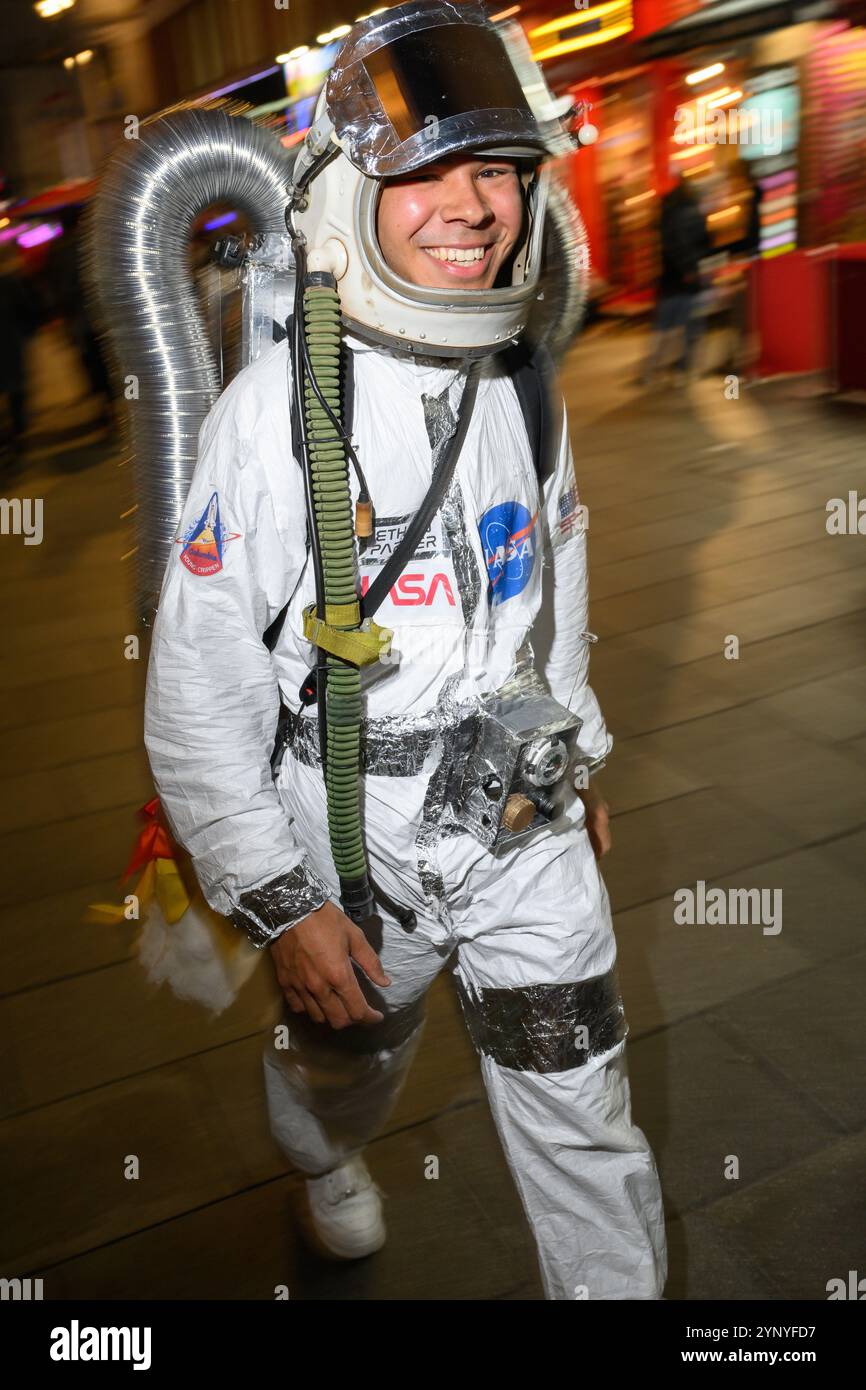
[{"xmin": 326, "ymin": 1, "xmax": 549, "ymax": 178}]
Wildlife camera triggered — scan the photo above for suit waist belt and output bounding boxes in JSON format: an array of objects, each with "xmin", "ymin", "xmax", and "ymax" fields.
[{"xmin": 284, "ymin": 709, "xmax": 443, "ymax": 778}]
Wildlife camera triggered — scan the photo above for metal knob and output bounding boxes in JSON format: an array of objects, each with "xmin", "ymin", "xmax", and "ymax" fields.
[
  {"xmin": 523, "ymin": 736, "xmax": 568, "ymax": 788},
  {"xmin": 502, "ymin": 793, "xmax": 536, "ymax": 833}
]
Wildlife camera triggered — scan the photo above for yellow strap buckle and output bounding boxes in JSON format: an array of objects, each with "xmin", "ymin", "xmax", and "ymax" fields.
[{"xmin": 303, "ymin": 604, "xmax": 393, "ymax": 668}]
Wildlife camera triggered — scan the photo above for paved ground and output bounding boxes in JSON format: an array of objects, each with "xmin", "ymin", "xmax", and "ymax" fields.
[{"xmin": 1, "ymin": 316, "xmax": 864, "ymax": 1301}]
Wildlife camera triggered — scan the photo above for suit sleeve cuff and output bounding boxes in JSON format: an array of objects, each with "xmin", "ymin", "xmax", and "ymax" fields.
[
  {"xmin": 573, "ymin": 730, "xmax": 614, "ymax": 781},
  {"xmin": 229, "ymin": 864, "xmax": 331, "ymax": 948}
]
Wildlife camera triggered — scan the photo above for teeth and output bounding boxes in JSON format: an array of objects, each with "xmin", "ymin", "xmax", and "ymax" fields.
[{"xmin": 424, "ymin": 246, "xmax": 487, "ymax": 263}]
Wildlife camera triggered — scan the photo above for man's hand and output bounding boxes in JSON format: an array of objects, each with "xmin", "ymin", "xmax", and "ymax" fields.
[
  {"xmin": 577, "ymin": 780, "xmax": 612, "ymax": 859},
  {"xmin": 269, "ymin": 900, "xmax": 391, "ymax": 1029}
]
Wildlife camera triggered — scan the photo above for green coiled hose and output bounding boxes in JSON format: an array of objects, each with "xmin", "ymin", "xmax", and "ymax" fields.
[{"xmin": 301, "ymin": 281, "xmax": 370, "ymax": 908}]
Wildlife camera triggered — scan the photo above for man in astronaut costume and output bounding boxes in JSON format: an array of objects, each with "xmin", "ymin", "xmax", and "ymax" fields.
[{"xmin": 144, "ymin": 1, "xmax": 668, "ymax": 1300}]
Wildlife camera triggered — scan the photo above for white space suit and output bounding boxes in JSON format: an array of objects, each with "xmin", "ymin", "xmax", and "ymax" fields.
[{"xmin": 144, "ymin": 329, "xmax": 669, "ymax": 1299}]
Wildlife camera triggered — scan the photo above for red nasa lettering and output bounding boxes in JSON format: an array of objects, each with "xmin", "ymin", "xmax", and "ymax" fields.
[{"xmin": 359, "ymin": 572, "xmax": 456, "ymax": 606}]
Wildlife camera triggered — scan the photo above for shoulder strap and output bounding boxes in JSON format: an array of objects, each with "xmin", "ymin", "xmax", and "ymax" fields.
[{"xmin": 502, "ymin": 338, "xmax": 559, "ymax": 488}]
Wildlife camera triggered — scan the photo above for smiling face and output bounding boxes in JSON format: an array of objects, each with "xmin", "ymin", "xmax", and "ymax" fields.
[{"xmin": 375, "ymin": 153, "xmax": 528, "ymax": 291}]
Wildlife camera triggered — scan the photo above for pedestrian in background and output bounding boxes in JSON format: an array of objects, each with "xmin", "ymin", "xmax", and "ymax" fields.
[{"xmin": 640, "ymin": 175, "xmax": 711, "ymax": 386}]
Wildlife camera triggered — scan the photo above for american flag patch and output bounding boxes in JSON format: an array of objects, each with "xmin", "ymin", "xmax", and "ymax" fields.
[{"xmin": 558, "ymin": 485, "xmax": 581, "ymax": 537}]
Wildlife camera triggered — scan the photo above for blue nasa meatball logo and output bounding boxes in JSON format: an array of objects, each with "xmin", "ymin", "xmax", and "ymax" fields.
[{"xmin": 478, "ymin": 501, "xmax": 537, "ymax": 606}]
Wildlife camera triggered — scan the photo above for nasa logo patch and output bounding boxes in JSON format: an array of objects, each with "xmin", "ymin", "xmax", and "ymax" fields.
[{"xmin": 478, "ymin": 501, "xmax": 537, "ymax": 607}]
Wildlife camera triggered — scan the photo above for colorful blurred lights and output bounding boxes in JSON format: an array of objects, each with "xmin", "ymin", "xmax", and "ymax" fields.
[
  {"xmin": 316, "ymin": 25, "xmax": 351, "ymax": 44},
  {"xmin": 18, "ymin": 222, "xmax": 63, "ymax": 248},
  {"xmin": 202, "ymin": 211, "xmax": 237, "ymax": 231},
  {"xmin": 706, "ymin": 88, "xmax": 743, "ymax": 110},
  {"xmin": 686, "ymin": 63, "xmax": 725, "ymax": 86},
  {"xmin": 34, "ymin": 0, "xmax": 75, "ymax": 17},
  {"xmin": 529, "ymin": 2, "xmax": 634, "ymax": 61}
]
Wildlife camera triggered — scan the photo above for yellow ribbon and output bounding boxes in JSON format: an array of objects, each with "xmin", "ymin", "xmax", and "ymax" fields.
[{"xmin": 87, "ymin": 856, "xmax": 191, "ymax": 927}]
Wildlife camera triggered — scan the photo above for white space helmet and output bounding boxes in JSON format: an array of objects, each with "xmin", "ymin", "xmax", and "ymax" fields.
[{"xmin": 289, "ymin": 0, "xmax": 570, "ymax": 358}]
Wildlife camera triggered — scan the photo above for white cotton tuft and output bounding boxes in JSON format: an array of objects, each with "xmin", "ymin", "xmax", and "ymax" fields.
[{"xmin": 137, "ymin": 894, "xmax": 263, "ymax": 1016}]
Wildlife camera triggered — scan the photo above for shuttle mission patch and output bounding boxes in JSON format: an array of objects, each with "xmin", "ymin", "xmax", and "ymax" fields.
[
  {"xmin": 178, "ymin": 491, "xmax": 241, "ymax": 576},
  {"xmin": 478, "ymin": 501, "xmax": 537, "ymax": 606}
]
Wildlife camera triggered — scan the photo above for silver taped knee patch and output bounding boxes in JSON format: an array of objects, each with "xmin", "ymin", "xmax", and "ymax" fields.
[{"xmin": 453, "ymin": 967, "xmax": 628, "ymax": 1073}]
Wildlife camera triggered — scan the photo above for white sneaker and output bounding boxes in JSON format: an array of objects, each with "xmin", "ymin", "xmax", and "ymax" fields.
[{"xmin": 302, "ymin": 1155, "xmax": 386, "ymax": 1260}]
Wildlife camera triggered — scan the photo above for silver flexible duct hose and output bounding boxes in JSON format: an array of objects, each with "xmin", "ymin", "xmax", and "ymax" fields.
[
  {"xmin": 494, "ymin": 17, "xmax": 589, "ymax": 361},
  {"xmin": 528, "ymin": 172, "xmax": 590, "ymax": 362},
  {"xmin": 83, "ymin": 107, "xmax": 294, "ymax": 622}
]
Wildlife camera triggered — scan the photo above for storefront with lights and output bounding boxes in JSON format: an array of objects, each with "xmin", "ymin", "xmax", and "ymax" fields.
[
  {"xmin": 638, "ymin": 0, "xmax": 866, "ymax": 379},
  {"xmin": 526, "ymin": 0, "xmax": 866, "ymax": 379}
]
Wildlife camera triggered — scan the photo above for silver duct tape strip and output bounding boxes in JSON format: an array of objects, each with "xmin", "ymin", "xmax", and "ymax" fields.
[
  {"xmin": 242, "ymin": 232, "xmax": 296, "ymax": 366},
  {"xmin": 231, "ymin": 864, "xmax": 331, "ymax": 947},
  {"xmin": 414, "ymin": 670, "xmax": 472, "ymax": 917},
  {"xmin": 453, "ymin": 966, "xmax": 628, "ymax": 1073},
  {"xmin": 84, "ymin": 107, "xmax": 294, "ymax": 623},
  {"xmin": 442, "ymin": 477, "xmax": 481, "ymax": 631},
  {"xmin": 286, "ymin": 712, "xmax": 442, "ymax": 777},
  {"xmin": 413, "ymin": 384, "xmax": 485, "ymax": 915},
  {"xmin": 413, "ymin": 484, "xmax": 482, "ymax": 911},
  {"xmin": 422, "ymin": 382, "xmax": 459, "ymax": 459},
  {"xmin": 422, "ymin": 378, "xmax": 480, "ymax": 630}
]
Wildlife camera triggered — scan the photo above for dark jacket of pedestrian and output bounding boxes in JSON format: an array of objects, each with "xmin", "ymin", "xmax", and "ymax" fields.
[{"xmin": 658, "ymin": 183, "xmax": 711, "ymax": 297}]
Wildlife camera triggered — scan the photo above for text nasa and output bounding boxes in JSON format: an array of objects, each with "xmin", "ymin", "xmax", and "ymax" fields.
[
  {"xmin": 357, "ymin": 538, "xmax": 528, "ymax": 605},
  {"xmin": 360, "ymin": 572, "xmax": 456, "ymax": 606}
]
